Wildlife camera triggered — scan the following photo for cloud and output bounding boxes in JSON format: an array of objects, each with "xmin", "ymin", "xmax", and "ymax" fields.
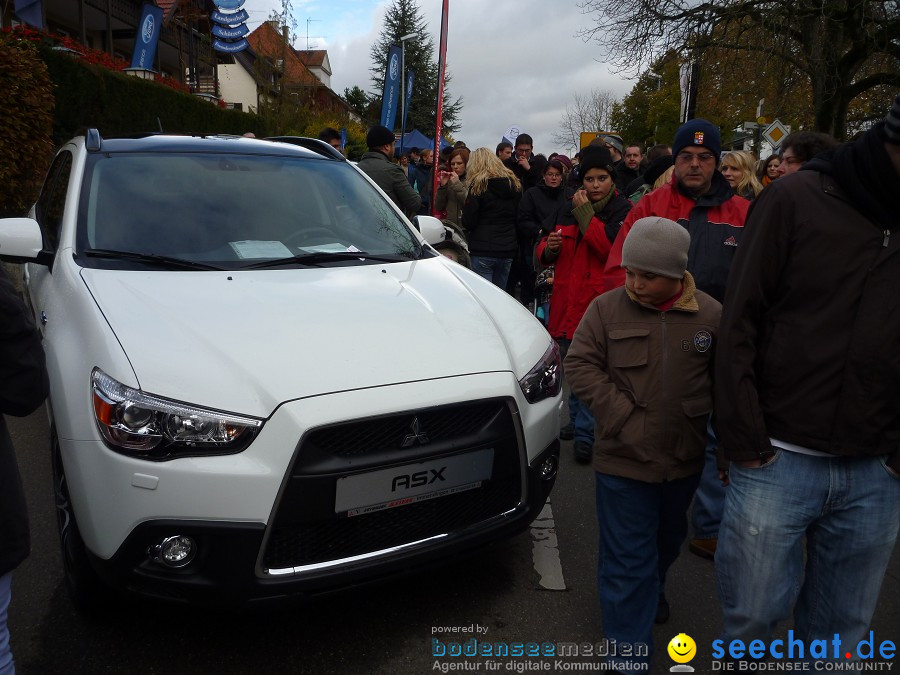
[{"xmin": 241, "ymin": 0, "xmax": 635, "ymax": 154}]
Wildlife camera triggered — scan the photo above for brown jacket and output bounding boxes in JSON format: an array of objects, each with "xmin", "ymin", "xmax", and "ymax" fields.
[
  {"xmin": 434, "ymin": 175, "xmax": 467, "ymax": 228},
  {"xmin": 565, "ymin": 273, "xmax": 721, "ymax": 482}
]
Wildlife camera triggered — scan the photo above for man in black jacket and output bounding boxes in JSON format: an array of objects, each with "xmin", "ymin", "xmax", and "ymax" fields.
[
  {"xmin": 357, "ymin": 125, "xmax": 422, "ymax": 218},
  {"xmin": 714, "ymin": 94, "xmax": 900, "ymax": 656},
  {"xmin": 0, "ymin": 267, "xmax": 49, "ymax": 675}
]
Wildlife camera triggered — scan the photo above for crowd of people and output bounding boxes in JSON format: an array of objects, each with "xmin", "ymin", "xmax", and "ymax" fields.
[
  {"xmin": 349, "ymin": 94, "xmax": 899, "ymax": 673},
  {"xmin": 0, "ymin": 96, "xmax": 897, "ymax": 675}
]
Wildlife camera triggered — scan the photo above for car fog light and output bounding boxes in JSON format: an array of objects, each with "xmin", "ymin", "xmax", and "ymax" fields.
[
  {"xmin": 540, "ymin": 455, "xmax": 558, "ymax": 480},
  {"xmin": 149, "ymin": 535, "xmax": 196, "ymax": 568}
]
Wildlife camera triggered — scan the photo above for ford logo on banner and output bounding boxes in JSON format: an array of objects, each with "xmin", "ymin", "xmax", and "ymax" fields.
[
  {"xmin": 389, "ymin": 52, "xmax": 400, "ymax": 81},
  {"xmin": 141, "ymin": 15, "xmax": 154, "ymax": 44},
  {"xmin": 130, "ymin": 4, "xmax": 163, "ymax": 69},
  {"xmin": 213, "ymin": 0, "xmax": 246, "ymax": 10}
]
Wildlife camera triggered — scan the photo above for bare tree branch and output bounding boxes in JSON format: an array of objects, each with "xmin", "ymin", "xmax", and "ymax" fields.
[
  {"xmin": 576, "ymin": 0, "xmax": 900, "ymax": 137},
  {"xmin": 552, "ymin": 90, "xmax": 619, "ymax": 153}
]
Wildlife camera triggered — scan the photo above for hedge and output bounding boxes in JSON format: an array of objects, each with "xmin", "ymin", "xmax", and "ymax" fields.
[{"xmin": 0, "ymin": 36, "xmax": 55, "ymax": 216}]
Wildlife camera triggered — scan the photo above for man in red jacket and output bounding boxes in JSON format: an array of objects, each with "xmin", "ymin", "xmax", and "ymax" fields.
[{"xmin": 602, "ymin": 119, "xmax": 750, "ymax": 561}]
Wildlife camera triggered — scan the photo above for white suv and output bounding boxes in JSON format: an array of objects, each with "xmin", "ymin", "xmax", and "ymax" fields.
[{"xmin": 0, "ymin": 131, "xmax": 562, "ymax": 607}]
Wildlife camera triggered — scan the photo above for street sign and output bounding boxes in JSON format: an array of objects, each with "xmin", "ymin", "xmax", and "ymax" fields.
[{"xmin": 763, "ymin": 119, "xmax": 790, "ymax": 148}]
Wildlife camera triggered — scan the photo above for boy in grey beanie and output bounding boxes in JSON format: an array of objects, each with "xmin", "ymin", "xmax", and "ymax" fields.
[{"xmin": 563, "ymin": 216, "xmax": 721, "ymax": 672}]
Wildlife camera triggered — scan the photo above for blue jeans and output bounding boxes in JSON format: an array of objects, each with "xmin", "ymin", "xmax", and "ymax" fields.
[
  {"xmin": 595, "ymin": 471, "xmax": 701, "ymax": 670},
  {"xmin": 0, "ymin": 572, "xmax": 13, "ymax": 675},
  {"xmin": 569, "ymin": 390, "xmax": 595, "ymax": 446},
  {"xmin": 690, "ymin": 419, "xmax": 724, "ymax": 539},
  {"xmin": 717, "ymin": 450, "xmax": 900, "ymax": 653},
  {"xmin": 558, "ymin": 338, "xmax": 595, "ymax": 446},
  {"xmin": 470, "ymin": 256, "xmax": 512, "ymax": 289}
]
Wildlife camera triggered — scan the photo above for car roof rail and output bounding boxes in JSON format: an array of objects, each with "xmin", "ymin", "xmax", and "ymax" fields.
[
  {"xmin": 265, "ymin": 136, "xmax": 345, "ymax": 160},
  {"xmin": 85, "ymin": 128, "xmax": 102, "ymax": 152}
]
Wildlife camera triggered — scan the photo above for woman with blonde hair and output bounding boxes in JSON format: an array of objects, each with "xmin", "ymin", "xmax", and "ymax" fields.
[
  {"xmin": 461, "ymin": 148, "xmax": 522, "ymax": 287},
  {"xmin": 434, "ymin": 147, "xmax": 469, "ymax": 228},
  {"xmin": 720, "ymin": 150, "xmax": 763, "ymax": 200}
]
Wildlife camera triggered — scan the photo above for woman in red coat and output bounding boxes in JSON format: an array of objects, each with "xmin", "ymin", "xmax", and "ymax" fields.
[{"xmin": 536, "ymin": 145, "xmax": 631, "ymax": 462}]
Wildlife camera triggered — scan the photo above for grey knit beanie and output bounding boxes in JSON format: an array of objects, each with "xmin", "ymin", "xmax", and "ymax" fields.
[{"xmin": 621, "ymin": 217, "xmax": 690, "ymax": 279}]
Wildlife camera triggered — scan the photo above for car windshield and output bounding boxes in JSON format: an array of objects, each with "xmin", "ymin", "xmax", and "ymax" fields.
[{"xmin": 76, "ymin": 152, "xmax": 423, "ymax": 270}]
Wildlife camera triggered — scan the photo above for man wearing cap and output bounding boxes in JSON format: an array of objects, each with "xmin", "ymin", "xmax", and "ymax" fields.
[
  {"xmin": 357, "ymin": 125, "xmax": 422, "ymax": 217},
  {"xmin": 602, "ymin": 119, "xmax": 750, "ymax": 562},
  {"xmin": 714, "ymin": 94, "xmax": 900, "ymax": 655},
  {"xmin": 566, "ymin": 216, "xmax": 721, "ymax": 672}
]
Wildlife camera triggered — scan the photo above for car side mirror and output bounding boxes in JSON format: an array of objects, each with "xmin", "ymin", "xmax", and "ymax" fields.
[
  {"xmin": 0, "ymin": 218, "xmax": 48, "ymax": 264},
  {"xmin": 413, "ymin": 215, "xmax": 446, "ymax": 246}
]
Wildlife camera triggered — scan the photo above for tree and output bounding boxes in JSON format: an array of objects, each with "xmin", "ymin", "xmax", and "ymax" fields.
[
  {"xmin": 342, "ymin": 85, "xmax": 376, "ymax": 122},
  {"xmin": 552, "ymin": 89, "xmax": 619, "ymax": 153},
  {"xmin": 577, "ymin": 0, "xmax": 900, "ymax": 139},
  {"xmin": 369, "ymin": 0, "xmax": 462, "ymax": 136},
  {"xmin": 610, "ymin": 55, "xmax": 683, "ymax": 148}
]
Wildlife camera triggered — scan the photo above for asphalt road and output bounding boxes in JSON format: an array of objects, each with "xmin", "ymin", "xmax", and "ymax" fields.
[{"xmin": 6, "ymin": 408, "xmax": 899, "ymax": 674}]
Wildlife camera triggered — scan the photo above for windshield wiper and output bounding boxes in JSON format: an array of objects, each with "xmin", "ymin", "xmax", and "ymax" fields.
[
  {"xmin": 82, "ymin": 249, "xmax": 226, "ymax": 271},
  {"xmin": 240, "ymin": 251, "xmax": 414, "ymax": 269}
]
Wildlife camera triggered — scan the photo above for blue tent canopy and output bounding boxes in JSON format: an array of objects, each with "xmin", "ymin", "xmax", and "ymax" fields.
[{"xmin": 397, "ymin": 129, "xmax": 450, "ymax": 154}]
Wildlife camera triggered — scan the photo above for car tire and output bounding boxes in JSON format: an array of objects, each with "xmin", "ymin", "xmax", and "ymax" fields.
[{"xmin": 51, "ymin": 426, "xmax": 115, "ymax": 612}]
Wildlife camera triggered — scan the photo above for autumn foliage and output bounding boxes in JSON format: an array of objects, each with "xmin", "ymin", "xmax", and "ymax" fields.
[{"xmin": 0, "ymin": 31, "xmax": 55, "ymax": 217}]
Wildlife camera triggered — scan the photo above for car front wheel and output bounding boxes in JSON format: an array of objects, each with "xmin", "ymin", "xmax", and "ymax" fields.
[{"xmin": 51, "ymin": 426, "xmax": 115, "ymax": 612}]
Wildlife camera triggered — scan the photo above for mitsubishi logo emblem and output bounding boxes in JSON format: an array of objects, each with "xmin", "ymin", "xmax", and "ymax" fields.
[{"xmin": 401, "ymin": 417, "xmax": 430, "ymax": 448}]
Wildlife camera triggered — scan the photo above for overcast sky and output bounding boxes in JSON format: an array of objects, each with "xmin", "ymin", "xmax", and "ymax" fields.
[{"xmin": 240, "ymin": 0, "xmax": 636, "ymax": 155}]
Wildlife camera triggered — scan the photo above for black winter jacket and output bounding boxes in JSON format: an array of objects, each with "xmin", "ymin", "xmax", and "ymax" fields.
[
  {"xmin": 714, "ymin": 128, "xmax": 900, "ymax": 468},
  {"xmin": 503, "ymin": 156, "xmax": 542, "ymax": 193},
  {"xmin": 462, "ymin": 178, "xmax": 522, "ymax": 258},
  {"xmin": 517, "ymin": 182, "xmax": 574, "ymax": 242},
  {"xmin": 0, "ymin": 268, "xmax": 49, "ymax": 576},
  {"xmin": 614, "ymin": 161, "xmax": 640, "ymax": 194}
]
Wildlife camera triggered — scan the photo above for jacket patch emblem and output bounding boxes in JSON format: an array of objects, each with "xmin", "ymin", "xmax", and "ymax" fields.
[
  {"xmin": 693, "ymin": 131, "xmax": 704, "ymax": 145},
  {"xmin": 694, "ymin": 331, "xmax": 712, "ymax": 353},
  {"xmin": 723, "ymin": 236, "xmax": 738, "ymax": 247}
]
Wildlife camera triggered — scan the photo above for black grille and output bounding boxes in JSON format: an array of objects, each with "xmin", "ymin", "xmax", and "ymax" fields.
[
  {"xmin": 262, "ymin": 400, "xmax": 522, "ymax": 571},
  {"xmin": 305, "ymin": 401, "xmax": 503, "ymax": 458}
]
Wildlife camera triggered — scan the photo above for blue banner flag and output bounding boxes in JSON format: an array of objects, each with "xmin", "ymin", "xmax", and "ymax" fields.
[
  {"xmin": 130, "ymin": 4, "xmax": 163, "ymax": 70},
  {"xmin": 212, "ymin": 23, "xmax": 249, "ymax": 39},
  {"xmin": 211, "ymin": 8, "xmax": 249, "ymax": 25},
  {"xmin": 402, "ymin": 69, "xmax": 415, "ymax": 130},
  {"xmin": 399, "ymin": 68, "xmax": 415, "ymax": 154},
  {"xmin": 379, "ymin": 44, "xmax": 403, "ymax": 130},
  {"xmin": 13, "ymin": 0, "xmax": 42, "ymax": 28}
]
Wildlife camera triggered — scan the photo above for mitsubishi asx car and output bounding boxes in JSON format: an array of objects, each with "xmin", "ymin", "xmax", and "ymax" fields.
[{"xmin": 0, "ymin": 131, "xmax": 562, "ymax": 608}]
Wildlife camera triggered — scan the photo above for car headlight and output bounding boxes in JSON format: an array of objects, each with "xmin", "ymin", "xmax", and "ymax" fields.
[
  {"xmin": 91, "ymin": 368, "xmax": 263, "ymax": 460},
  {"xmin": 518, "ymin": 341, "xmax": 562, "ymax": 404}
]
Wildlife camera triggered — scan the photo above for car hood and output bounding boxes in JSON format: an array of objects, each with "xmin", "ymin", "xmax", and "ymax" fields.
[{"xmin": 81, "ymin": 259, "xmax": 547, "ymax": 417}]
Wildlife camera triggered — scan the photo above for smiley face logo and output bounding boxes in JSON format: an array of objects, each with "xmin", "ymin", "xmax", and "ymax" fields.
[{"xmin": 668, "ymin": 633, "xmax": 697, "ymax": 664}]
